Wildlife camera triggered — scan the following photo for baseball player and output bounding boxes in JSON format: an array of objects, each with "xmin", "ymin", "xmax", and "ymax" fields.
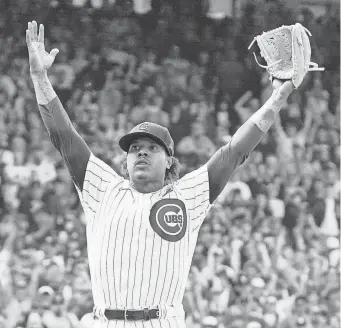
[{"xmin": 26, "ymin": 20, "xmax": 294, "ymax": 327}]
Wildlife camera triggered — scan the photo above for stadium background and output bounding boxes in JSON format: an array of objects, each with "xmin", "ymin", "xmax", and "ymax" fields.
[{"xmin": 0, "ymin": 0, "xmax": 339, "ymax": 327}]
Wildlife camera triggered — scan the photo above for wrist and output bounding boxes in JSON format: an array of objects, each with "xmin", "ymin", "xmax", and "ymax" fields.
[
  {"xmin": 270, "ymin": 88, "xmax": 289, "ymax": 108},
  {"xmin": 30, "ymin": 71, "xmax": 48, "ymax": 81},
  {"xmin": 31, "ymin": 72, "xmax": 56, "ymax": 105}
]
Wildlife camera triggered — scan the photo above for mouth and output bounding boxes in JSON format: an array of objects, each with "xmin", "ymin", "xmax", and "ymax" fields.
[{"xmin": 135, "ymin": 158, "xmax": 150, "ymax": 166}]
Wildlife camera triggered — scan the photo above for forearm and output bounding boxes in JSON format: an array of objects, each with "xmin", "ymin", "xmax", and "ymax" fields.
[
  {"xmin": 301, "ymin": 110, "xmax": 313, "ymax": 136},
  {"xmin": 235, "ymin": 91, "xmax": 252, "ymax": 108},
  {"xmin": 31, "ymin": 73, "xmax": 90, "ymax": 190},
  {"xmin": 258, "ymin": 244, "xmax": 272, "ymax": 270},
  {"xmin": 31, "ymin": 72, "xmax": 57, "ymax": 105},
  {"xmin": 31, "ymin": 224, "xmax": 52, "ymax": 241},
  {"xmin": 230, "ymin": 89, "xmax": 287, "ymax": 155},
  {"xmin": 230, "ymin": 241, "xmax": 242, "ymax": 273},
  {"xmin": 3, "ymin": 229, "xmax": 17, "ymax": 252},
  {"xmin": 28, "ymin": 268, "xmax": 41, "ymax": 298}
]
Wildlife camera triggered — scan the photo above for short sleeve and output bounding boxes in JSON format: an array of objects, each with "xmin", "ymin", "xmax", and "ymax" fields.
[
  {"xmin": 75, "ymin": 153, "xmax": 122, "ymax": 223},
  {"xmin": 175, "ymin": 164, "xmax": 213, "ymax": 231}
]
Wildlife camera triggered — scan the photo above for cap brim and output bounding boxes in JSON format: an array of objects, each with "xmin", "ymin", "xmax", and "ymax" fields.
[{"xmin": 119, "ymin": 132, "xmax": 171, "ymax": 155}]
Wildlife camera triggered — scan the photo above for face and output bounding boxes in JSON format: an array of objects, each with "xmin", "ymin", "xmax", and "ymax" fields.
[
  {"xmin": 30, "ymin": 129, "xmax": 42, "ymax": 147},
  {"xmin": 76, "ymin": 47, "xmax": 86, "ymax": 58},
  {"xmin": 46, "ymin": 264, "xmax": 63, "ymax": 287},
  {"xmin": 301, "ymin": 175, "xmax": 313, "ymax": 189},
  {"xmin": 127, "ymin": 137, "xmax": 170, "ymax": 184},
  {"xmin": 316, "ymin": 128, "xmax": 328, "ymax": 143},
  {"xmin": 312, "ymin": 313, "xmax": 328, "ymax": 328},
  {"xmin": 191, "ymin": 122, "xmax": 205, "ymax": 137},
  {"xmin": 170, "ymin": 45, "xmax": 180, "ymax": 58},
  {"xmin": 265, "ymin": 155, "xmax": 277, "ymax": 168},
  {"xmin": 198, "ymin": 224, "xmax": 212, "ymax": 246},
  {"xmin": 293, "ymin": 145, "xmax": 304, "ymax": 158},
  {"xmin": 319, "ymin": 147, "xmax": 330, "ymax": 161},
  {"xmin": 329, "ymin": 129, "xmax": 339, "ymax": 146},
  {"xmin": 314, "ymin": 180, "xmax": 325, "ymax": 195},
  {"xmin": 147, "ymin": 51, "xmax": 156, "ymax": 63},
  {"xmin": 180, "ymin": 100, "xmax": 189, "ymax": 110},
  {"xmin": 212, "ymin": 226, "xmax": 223, "ymax": 245},
  {"xmin": 294, "ymin": 298, "xmax": 308, "ymax": 316},
  {"xmin": 219, "ymin": 101, "xmax": 229, "ymax": 111},
  {"xmin": 256, "ymin": 194, "xmax": 267, "ymax": 208},
  {"xmin": 52, "ymin": 295, "xmax": 64, "ymax": 316},
  {"xmin": 330, "ymin": 315, "xmax": 340, "ymax": 328},
  {"xmin": 31, "ymin": 297, "xmax": 52, "ymax": 318},
  {"xmin": 308, "ymin": 292, "xmax": 319, "ymax": 305},
  {"xmin": 288, "ymin": 104, "xmax": 301, "ymax": 118},
  {"xmin": 11, "ymin": 136, "xmax": 26, "ymax": 152},
  {"xmin": 244, "ymin": 242, "xmax": 257, "ymax": 260},
  {"xmin": 144, "ymin": 86, "xmax": 156, "ymax": 99},
  {"xmin": 31, "ymin": 183, "xmax": 43, "ymax": 199},
  {"xmin": 199, "ymin": 51, "xmax": 209, "ymax": 66},
  {"xmin": 286, "ymin": 124, "xmax": 297, "ymax": 137},
  {"xmin": 0, "ymin": 91, "xmax": 7, "ymax": 106},
  {"xmin": 328, "ymin": 290, "xmax": 341, "ymax": 313}
]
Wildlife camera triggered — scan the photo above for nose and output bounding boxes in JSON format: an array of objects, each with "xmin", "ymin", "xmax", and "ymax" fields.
[{"xmin": 138, "ymin": 150, "xmax": 148, "ymax": 157}]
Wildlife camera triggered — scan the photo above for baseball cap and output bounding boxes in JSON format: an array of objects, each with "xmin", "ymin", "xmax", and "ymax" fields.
[
  {"xmin": 119, "ymin": 122, "xmax": 174, "ymax": 156},
  {"xmin": 38, "ymin": 286, "xmax": 55, "ymax": 296},
  {"xmin": 247, "ymin": 322, "xmax": 262, "ymax": 328}
]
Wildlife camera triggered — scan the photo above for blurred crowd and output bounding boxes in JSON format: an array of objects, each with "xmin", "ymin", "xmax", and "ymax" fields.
[{"xmin": 0, "ymin": 0, "xmax": 340, "ymax": 327}]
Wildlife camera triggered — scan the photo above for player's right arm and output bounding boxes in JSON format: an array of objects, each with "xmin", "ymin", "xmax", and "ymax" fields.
[{"xmin": 26, "ymin": 21, "xmax": 91, "ymax": 191}]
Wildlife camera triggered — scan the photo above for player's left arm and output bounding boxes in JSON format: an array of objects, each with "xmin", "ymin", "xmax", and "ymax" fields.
[{"xmin": 207, "ymin": 79, "xmax": 294, "ymax": 203}]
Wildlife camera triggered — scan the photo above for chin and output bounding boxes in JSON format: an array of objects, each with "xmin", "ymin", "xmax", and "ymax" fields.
[{"xmin": 133, "ymin": 170, "xmax": 151, "ymax": 180}]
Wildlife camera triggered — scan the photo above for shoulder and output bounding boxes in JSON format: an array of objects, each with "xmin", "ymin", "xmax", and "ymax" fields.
[{"xmin": 175, "ymin": 165, "xmax": 209, "ymax": 192}]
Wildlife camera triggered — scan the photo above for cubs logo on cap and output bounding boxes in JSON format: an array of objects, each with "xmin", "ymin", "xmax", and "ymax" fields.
[
  {"xmin": 119, "ymin": 122, "xmax": 174, "ymax": 156},
  {"xmin": 139, "ymin": 122, "xmax": 149, "ymax": 131},
  {"xmin": 149, "ymin": 199, "xmax": 187, "ymax": 242}
]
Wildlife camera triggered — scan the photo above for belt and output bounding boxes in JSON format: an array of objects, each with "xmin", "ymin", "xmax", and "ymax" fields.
[{"xmin": 93, "ymin": 307, "xmax": 160, "ymax": 321}]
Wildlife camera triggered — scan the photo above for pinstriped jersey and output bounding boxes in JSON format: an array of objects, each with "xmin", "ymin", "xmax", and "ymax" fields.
[{"xmin": 75, "ymin": 153, "xmax": 213, "ymax": 310}]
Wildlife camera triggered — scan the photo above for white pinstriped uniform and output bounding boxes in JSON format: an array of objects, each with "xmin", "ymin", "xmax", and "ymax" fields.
[{"xmin": 75, "ymin": 153, "xmax": 213, "ymax": 328}]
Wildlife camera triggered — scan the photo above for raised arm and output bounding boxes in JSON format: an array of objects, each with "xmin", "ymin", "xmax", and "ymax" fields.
[
  {"xmin": 234, "ymin": 90, "xmax": 253, "ymax": 122},
  {"xmin": 26, "ymin": 21, "xmax": 90, "ymax": 191},
  {"xmin": 207, "ymin": 80, "xmax": 294, "ymax": 203},
  {"xmin": 299, "ymin": 107, "xmax": 313, "ymax": 137}
]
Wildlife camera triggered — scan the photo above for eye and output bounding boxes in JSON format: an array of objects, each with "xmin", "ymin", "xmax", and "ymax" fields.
[
  {"xmin": 130, "ymin": 144, "xmax": 139, "ymax": 151},
  {"xmin": 150, "ymin": 145, "xmax": 158, "ymax": 151}
]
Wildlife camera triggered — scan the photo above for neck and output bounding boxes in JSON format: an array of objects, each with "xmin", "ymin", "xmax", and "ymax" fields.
[{"xmin": 130, "ymin": 178, "xmax": 165, "ymax": 193}]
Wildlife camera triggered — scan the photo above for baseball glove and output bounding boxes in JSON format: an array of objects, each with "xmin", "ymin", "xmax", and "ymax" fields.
[{"xmin": 248, "ymin": 23, "xmax": 324, "ymax": 88}]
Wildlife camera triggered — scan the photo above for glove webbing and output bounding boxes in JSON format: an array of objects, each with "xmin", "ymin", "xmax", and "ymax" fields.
[{"xmin": 248, "ymin": 26, "xmax": 324, "ymax": 73}]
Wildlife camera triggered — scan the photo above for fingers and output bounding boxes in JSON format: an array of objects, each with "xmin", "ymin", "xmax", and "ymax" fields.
[
  {"xmin": 283, "ymin": 81, "xmax": 295, "ymax": 93},
  {"xmin": 50, "ymin": 48, "xmax": 60, "ymax": 59},
  {"xmin": 32, "ymin": 21, "xmax": 38, "ymax": 41},
  {"xmin": 38, "ymin": 24, "xmax": 44, "ymax": 44},
  {"xmin": 27, "ymin": 21, "xmax": 40, "ymax": 42},
  {"xmin": 26, "ymin": 21, "xmax": 44, "ymax": 51},
  {"xmin": 28, "ymin": 21, "xmax": 34, "ymax": 41},
  {"xmin": 26, "ymin": 29, "xmax": 32, "ymax": 49},
  {"xmin": 277, "ymin": 81, "xmax": 294, "ymax": 98},
  {"xmin": 272, "ymin": 78, "xmax": 284, "ymax": 90}
]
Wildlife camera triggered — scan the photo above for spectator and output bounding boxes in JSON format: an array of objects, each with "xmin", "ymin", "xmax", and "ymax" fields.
[
  {"xmin": 177, "ymin": 120, "xmax": 216, "ymax": 168},
  {"xmin": 279, "ymin": 295, "xmax": 313, "ymax": 328}
]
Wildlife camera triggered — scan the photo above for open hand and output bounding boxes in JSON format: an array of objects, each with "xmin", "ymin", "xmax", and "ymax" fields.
[{"xmin": 26, "ymin": 21, "xmax": 59, "ymax": 76}]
